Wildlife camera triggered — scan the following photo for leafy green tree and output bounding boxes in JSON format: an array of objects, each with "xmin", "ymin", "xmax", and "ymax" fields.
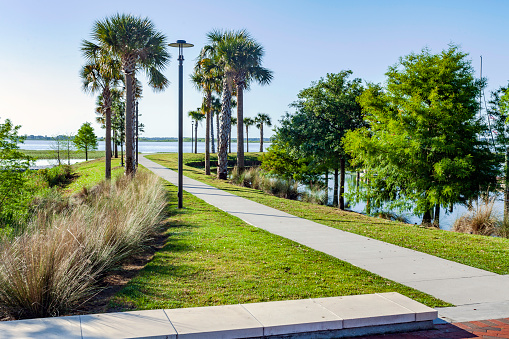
[
  {"xmin": 254, "ymin": 113, "xmax": 272, "ymax": 152},
  {"xmin": 289, "ymin": 71, "xmax": 365, "ymax": 209},
  {"xmin": 489, "ymin": 84, "xmax": 509, "ymax": 217},
  {"xmin": 84, "ymin": 14, "xmax": 170, "ymax": 176},
  {"xmin": 243, "ymin": 117, "xmax": 255, "ymax": 152},
  {"xmin": 0, "ymin": 119, "xmax": 31, "ymax": 225},
  {"xmin": 344, "ymin": 46, "xmax": 499, "ymax": 226},
  {"xmin": 74, "ymin": 122, "xmax": 98, "ymax": 161}
]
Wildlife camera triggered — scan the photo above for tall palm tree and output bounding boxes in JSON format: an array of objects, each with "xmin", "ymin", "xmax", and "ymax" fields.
[
  {"xmin": 80, "ymin": 52, "xmax": 122, "ymax": 180},
  {"xmin": 83, "ymin": 14, "xmax": 170, "ymax": 176},
  {"xmin": 230, "ymin": 117, "xmax": 237, "ymax": 153},
  {"xmin": 243, "ymin": 117, "xmax": 255, "ymax": 153},
  {"xmin": 202, "ymin": 30, "xmax": 272, "ymax": 178},
  {"xmin": 188, "ymin": 109, "xmax": 205, "ymax": 153},
  {"xmin": 210, "ymin": 96, "xmax": 222, "ymax": 154},
  {"xmin": 254, "ymin": 113, "xmax": 272, "ymax": 152},
  {"xmin": 191, "ymin": 58, "xmax": 221, "ymax": 174}
]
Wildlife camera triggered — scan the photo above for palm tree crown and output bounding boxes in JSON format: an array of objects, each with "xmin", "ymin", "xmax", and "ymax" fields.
[
  {"xmin": 255, "ymin": 113, "xmax": 272, "ymax": 152},
  {"xmin": 83, "ymin": 13, "xmax": 170, "ymax": 175},
  {"xmin": 201, "ymin": 29, "xmax": 273, "ymax": 178}
]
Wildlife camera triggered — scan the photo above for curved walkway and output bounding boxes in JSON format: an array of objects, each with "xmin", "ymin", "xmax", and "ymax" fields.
[{"xmin": 140, "ymin": 155, "xmax": 509, "ymax": 323}]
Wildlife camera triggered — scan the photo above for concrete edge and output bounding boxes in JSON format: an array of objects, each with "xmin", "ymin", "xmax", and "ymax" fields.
[{"xmin": 0, "ymin": 293, "xmax": 439, "ymax": 338}]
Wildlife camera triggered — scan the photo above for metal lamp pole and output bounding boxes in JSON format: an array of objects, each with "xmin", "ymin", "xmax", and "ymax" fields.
[{"xmin": 169, "ymin": 40, "xmax": 193, "ymax": 209}]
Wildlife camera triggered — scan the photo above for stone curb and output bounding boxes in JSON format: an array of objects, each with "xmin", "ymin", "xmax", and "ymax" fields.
[{"xmin": 0, "ymin": 293, "xmax": 436, "ymax": 339}]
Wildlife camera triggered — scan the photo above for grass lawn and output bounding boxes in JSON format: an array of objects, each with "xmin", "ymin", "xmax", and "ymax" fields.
[
  {"xmin": 21, "ymin": 149, "xmax": 106, "ymax": 160},
  {"xmin": 66, "ymin": 158, "xmax": 124, "ymax": 193},
  {"xmin": 110, "ymin": 178, "xmax": 449, "ymax": 310},
  {"xmin": 146, "ymin": 152, "xmax": 509, "ymax": 275}
]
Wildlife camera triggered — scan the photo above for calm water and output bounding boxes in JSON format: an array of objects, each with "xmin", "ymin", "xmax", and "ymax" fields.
[
  {"xmin": 20, "ymin": 139, "xmax": 271, "ymax": 153},
  {"xmin": 323, "ymin": 172, "xmax": 503, "ymax": 231},
  {"xmin": 23, "ymin": 140, "xmax": 492, "ymax": 230}
]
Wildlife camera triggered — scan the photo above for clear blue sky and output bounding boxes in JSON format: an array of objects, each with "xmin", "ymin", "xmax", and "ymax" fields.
[{"xmin": 1, "ymin": 0, "xmax": 507, "ymax": 138}]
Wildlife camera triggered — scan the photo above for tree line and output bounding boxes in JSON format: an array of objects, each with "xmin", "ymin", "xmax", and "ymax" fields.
[
  {"xmin": 262, "ymin": 45, "xmax": 508, "ymax": 227},
  {"xmin": 80, "ymin": 15, "xmax": 275, "ymax": 181}
]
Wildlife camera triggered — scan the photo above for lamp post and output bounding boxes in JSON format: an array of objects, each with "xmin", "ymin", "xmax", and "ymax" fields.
[
  {"xmin": 169, "ymin": 39, "xmax": 193, "ymax": 209},
  {"xmin": 191, "ymin": 120, "xmax": 194, "ymax": 153}
]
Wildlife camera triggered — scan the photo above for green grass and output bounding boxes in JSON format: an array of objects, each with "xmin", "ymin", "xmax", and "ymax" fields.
[
  {"xmin": 66, "ymin": 158, "xmax": 124, "ymax": 193},
  {"xmin": 111, "ymin": 179, "xmax": 449, "ymax": 310},
  {"xmin": 21, "ymin": 149, "xmax": 106, "ymax": 160},
  {"xmin": 146, "ymin": 153, "xmax": 509, "ymax": 275}
]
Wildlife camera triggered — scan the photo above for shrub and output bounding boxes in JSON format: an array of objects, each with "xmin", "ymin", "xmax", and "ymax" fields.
[
  {"xmin": 0, "ymin": 170, "xmax": 166, "ymax": 319},
  {"xmin": 230, "ymin": 166, "xmax": 301, "ymax": 200},
  {"xmin": 452, "ymin": 196, "xmax": 497, "ymax": 236}
]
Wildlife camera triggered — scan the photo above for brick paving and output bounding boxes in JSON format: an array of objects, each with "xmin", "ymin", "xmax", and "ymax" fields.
[{"xmin": 356, "ymin": 318, "xmax": 509, "ymax": 338}]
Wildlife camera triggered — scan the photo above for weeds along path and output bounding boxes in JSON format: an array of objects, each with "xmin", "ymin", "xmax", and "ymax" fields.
[{"xmin": 139, "ymin": 155, "xmax": 509, "ymax": 322}]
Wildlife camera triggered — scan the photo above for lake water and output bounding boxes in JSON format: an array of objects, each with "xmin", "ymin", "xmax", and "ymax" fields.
[
  {"xmin": 22, "ymin": 139, "xmax": 495, "ymax": 230},
  {"xmin": 20, "ymin": 139, "xmax": 271, "ymax": 154},
  {"xmin": 323, "ymin": 172, "xmax": 503, "ymax": 231}
]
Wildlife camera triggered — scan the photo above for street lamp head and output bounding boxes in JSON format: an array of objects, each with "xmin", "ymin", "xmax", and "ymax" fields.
[{"xmin": 168, "ymin": 40, "xmax": 194, "ymax": 48}]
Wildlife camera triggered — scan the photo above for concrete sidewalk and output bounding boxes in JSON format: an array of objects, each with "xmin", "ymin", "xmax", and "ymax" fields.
[{"xmin": 140, "ymin": 155, "xmax": 509, "ymax": 322}]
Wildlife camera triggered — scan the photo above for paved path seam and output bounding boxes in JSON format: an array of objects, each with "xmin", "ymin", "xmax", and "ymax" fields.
[{"xmin": 139, "ymin": 155, "xmax": 509, "ymax": 321}]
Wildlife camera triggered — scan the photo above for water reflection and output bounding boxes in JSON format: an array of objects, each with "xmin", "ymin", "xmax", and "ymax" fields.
[{"xmin": 315, "ymin": 171, "xmax": 503, "ymax": 231}]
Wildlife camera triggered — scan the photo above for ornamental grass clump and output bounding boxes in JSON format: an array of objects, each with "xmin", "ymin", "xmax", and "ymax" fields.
[
  {"xmin": 0, "ymin": 171, "xmax": 166, "ymax": 319},
  {"xmin": 452, "ymin": 196, "xmax": 497, "ymax": 236}
]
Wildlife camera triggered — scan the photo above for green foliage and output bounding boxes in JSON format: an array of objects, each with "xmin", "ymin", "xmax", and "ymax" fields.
[
  {"xmin": 261, "ymin": 141, "xmax": 322, "ymax": 183},
  {"xmin": 344, "ymin": 45, "xmax": 500, "ymax": 219},
  {"xmin": 0, "ymin": 119, "xmax": 32, "ymax": 226},
  {"xmin": 264, "ymin": 71, "xmax": 364, "ymax": 187},
  {"xmin": 73, "ymin": 122, "xmax": 98, "ymax": 161}
]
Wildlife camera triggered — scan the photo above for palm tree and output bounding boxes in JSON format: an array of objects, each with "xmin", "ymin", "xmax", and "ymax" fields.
[
  {"xmin": 230, "ymin": 117, "xmax": 237, "ymax": 153},
  {"xmin": 243, "ymin": 117, "xmax": 255, "ymax": 153},
  {"xmin": 254, "ymin": 113, "xmax": 272, "ymax": 152},
  {"xmin": 83, "ymin": 14, "xmax": 170, "ymax": 176},
  {"xmin": 211, "ymin": 96, "xmax": 222, "ymax": 154},
  {"xmin": 80, "ymin": 51, "xmax": 122, "ymax": 180},
  {"xmin": 202, "ymin": 30, "xmax": 272, "ymax": 178},
  {"xmin": 191, "ymin": 58, "xmax": 221, "ymax": 174},
  {"xmin": 188, "ymin": 109, "xmax": 205, "ymax": 153}
]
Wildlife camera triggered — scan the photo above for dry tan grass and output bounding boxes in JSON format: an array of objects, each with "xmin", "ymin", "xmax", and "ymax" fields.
[
  {"xmin": 0, "ymin": 171, "xmax": 166, "ymax": 319},
  {"xmin": 452, "ymin": 196, "xmax": 498, "ymax": 236}
]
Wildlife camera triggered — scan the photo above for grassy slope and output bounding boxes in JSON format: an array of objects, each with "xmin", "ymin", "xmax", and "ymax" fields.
[
  {"xmin": 66, "ymin": 158, "xmax": 124, "ymax": 193},
  {"xmin": 21, "ymin": 149, "xmax": 106, "ymax": 160},
  {"xmin": 111, "ymin": 179, "xmax": 449, "ymax": 309},
  {"xmin": 146, "ymin": 153, "xmax": 509, "ymax": 275}
]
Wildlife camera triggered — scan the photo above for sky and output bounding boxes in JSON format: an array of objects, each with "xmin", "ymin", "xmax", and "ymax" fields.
[{"xmin": 0, "ymin": 0, "xmax": 508, "ymax": 138}]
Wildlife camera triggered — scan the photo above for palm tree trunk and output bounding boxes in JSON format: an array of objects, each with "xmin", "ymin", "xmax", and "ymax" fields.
[
  {"xmin": 205, "ymin": 92, "xmax": 211, "ymax": 175},
  {"xmin": 211, "ymin": 113, "xmax": 215, "ymax": 153},
  {"xmin": 333, "ymin": 167, "xmax": 339, "ymax": 207},
  {"xmin": 194, "ymin": 121, "xmax": 198, "ymax": 153},
  {"xmin": 260, "ymin": 124, "xmax": 263, "ymax": 152},
  {"xmin": 104, "ymin": 87, "xmax": 112, "ymax": 180},
  {"xmin": 217, "ymin": 80, "xmax": 231, "ymax": 180},
  {"xmin": 246, "ymin": 125, "xmax": 249, "ymax": 153},
  {"xmin": 339, "ymin": 157, "xmax": 345, "ymax": 210},
  {"xmin": 124, "ymin": 71, "xmax": 135, "ymax": 176},
  {"xmin": 236, "ymin": 84, "xmax": 245, "ymax": 172},
  {"xmin": 229, "ymin": 128, "xmax": 232, "ymax": 153},
  {"xmin": 114, "ymin": 130, "xmax": 118, "ymax": 158},
  {"xmin": 216, "ymin": 112, "xmax": 219, "ymax": 152}
]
